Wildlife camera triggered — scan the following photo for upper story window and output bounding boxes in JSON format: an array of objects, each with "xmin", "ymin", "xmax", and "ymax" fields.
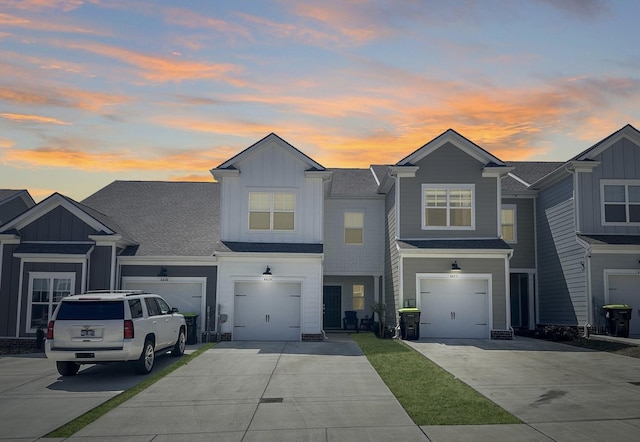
[
  {"xmin": 422, "ymin": 184, "xmax": 475, "ymax": 230},
  {"xmin": 344, "ymin": 212, "xmax": 364, "ymax": 244},
  {"xmin": 249, "ymin": 192, "xmax": 295, "ymax": 231},
  {"xmin": 501, "ymin": 204, "xmax": 517, "ymax": 243},
  {"xmin": 601, "ymin": 180, "xmax": 640, "ymax": 225},
  {"xmin": 27, "ymin": 272, "xmax": 74, "ymax": 332}
]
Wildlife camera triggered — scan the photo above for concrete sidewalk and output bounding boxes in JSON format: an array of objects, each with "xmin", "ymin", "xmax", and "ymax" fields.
[{"xmin": 66, "ymin": 334, "xmax": 426, "ymax": 441}]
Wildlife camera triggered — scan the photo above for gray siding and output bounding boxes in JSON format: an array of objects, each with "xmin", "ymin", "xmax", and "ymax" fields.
[
  {"xmin": 503, "ymin": 198, "xmax": 536, "ymax": 269},
  {"xmin": 19, "ymin": 206, "xmax": 99, "ymax": 241},
  {"xmin": 578, "ymin": 137, "xmax": 640, "ymax": 234},
  {"xmin": 0, "ymin": 198, "xmax": 30, "ymax": 225},
  {"xmin": 88, "ymin": 246, "xmax": 112, "ymax": 291},
  {"xmin": 402, "ymin": 257, "xmax": 507, "ymax": 328},
  {"xmin": 323, "ymin": 275, "xmax": 375, "ymax": 319},
  {"xmin": 384, "ymin": 185, "xmax": 399, "ymax": 326},
  {"xmin": 399, "ymin": 143, "xmax": 498, "ymax": 238},
  {"xmin": 536, "ymin": 175, "xmax": 586, "ymax": 325},
  {"xmin": 0, "ymin": 244, "xmax": 20, "ymax": 336}
]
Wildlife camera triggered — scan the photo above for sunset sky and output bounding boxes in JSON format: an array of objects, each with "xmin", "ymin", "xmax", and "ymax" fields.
[{"xmin": 1, "ymin": 0, "xmax": 639, "ymax": 202}]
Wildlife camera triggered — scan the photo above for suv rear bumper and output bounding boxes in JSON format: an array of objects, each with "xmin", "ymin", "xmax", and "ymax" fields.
[{"xmin": 45, "ymin": 340, "xmax": 143, "ymax": 363}]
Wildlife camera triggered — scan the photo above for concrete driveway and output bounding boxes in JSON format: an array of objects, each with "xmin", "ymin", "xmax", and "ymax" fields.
[{"xmin": 406, "ymin": 337, "xmax": 640, "ymax": 441}]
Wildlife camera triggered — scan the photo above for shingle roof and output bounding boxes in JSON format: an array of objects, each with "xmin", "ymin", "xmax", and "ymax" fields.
[
  {"xmin": 578, "ymin": 234, "xmax": 640, "ymax": 246},
  {"xmin": 506, "ymin": 162, "xmax": 565, "ymax": 186},
  {"xmin": 0, "ymin": 190, "xmax": 24, "ymax": 202},
  {"xmin": 328, "ymin": 168, "xmax": 380, "ymax": 197},
  {"xmin": 83, "ymin": 181, "xmax": 221, "ymax": 256},
  {"xmin": 219, "ymin": 242, "xmax": 323, "ymax": 253},
  {"xmin": 398, "ymin": 239, "xmax": 512, "ymax": 250}
]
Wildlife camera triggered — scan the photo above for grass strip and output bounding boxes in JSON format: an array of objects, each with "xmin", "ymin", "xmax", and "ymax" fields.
[
  {"xmin": 45, "ymin": 343, "xmax": 215, "ymax": 438},
  {"xmin": 352, "ymin": 333, "xmax": 520, "ymax": 425}
]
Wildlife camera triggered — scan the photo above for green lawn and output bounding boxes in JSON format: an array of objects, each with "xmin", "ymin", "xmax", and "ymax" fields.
[
  {"xmin": 352, "ymin": 333, "xmax": 520, "ymax": 425},
  {"xmin": 46, "ymin": 343, "xmax": 214, "ymax": 438}
]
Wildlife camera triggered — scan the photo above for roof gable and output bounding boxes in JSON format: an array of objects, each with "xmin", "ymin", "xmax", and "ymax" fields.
[
  {"xmin": 397, "ymin": 129, "xmax": 506, "ymax": 166},
  {"xmin": 571, "ymin": 124, "xmax": 640, "ymax": 161},
  {"xmin": 213, "ymin": 133, "xmax": 326, "ymax": 172}
]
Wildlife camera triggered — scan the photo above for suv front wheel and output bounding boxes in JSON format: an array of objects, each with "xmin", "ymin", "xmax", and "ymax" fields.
[{"xmin": 133, "ymin": 339, "xmax": 155, "ymax": 375}]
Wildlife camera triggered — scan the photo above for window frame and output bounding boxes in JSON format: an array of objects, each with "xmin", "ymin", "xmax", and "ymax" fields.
[
  {"xmin": 248, "ymin": 191, "xmax": 296, "ymax": 231},
  {"xmin": 344, "ymin": 212, "xmax": 364, "ymax": 245},
  {"xmin": 26, "ymin": 272, "xmax": 75, "ymax": 333},
  {"xmin": 501, "ymin": 204, "xmax": 517, "ymax": 243},
  {"xmin": 421, "ymin": 184, "xmax": 475, "ymax": 230},
  {"xmin": 352, "ymin": 284, "xmax": 365, "ymax": 311},
  {"xmin": 600, "ymin": 179, "xmax": 640, "ymax": 226}
]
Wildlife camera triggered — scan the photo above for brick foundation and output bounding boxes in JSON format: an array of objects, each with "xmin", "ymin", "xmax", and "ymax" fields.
[
  {"xmin": 220, "ymin": 333, "xmax": 232, "ymax": 341},
  {"xmin": 491, "ymin": 329, "xmax": 514, "ymax": 340},
  {"xmin": 0, "ymin": 337, "xmax": 41, "ymax": 354},
  {"xmin": 302, "ymin": 333, "xmax": 324, "ymax": 341}
]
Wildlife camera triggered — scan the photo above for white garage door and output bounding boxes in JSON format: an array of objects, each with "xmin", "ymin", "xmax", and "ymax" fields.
[
  {"xmin": 608, "ymin": 274, "xmax": 640, "ymax": 337},
  {"xmin": 122, "ymin": 279, "xmax": 205, "ymax": 334},
  {"xmin": 419, "ymin": 277, "xmax": 490, "ymax": 339},
  {"xmin": 234, "ymin": 282, "xmax": 301, "ymax": 341}
]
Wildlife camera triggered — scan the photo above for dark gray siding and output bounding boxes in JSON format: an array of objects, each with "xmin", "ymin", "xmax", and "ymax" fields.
[
  {"xmin": 578, "ymin": 137, "xmax": 640, "ymax": 234},
  {"xmin": 399, "ymin": 143, "xmax": 498, "ymax": 238},
  {"xmin": 384, "ymin": 184, "xmax": 399, "ymax": 326},
  {"xmin": 323, "ymin": 275, "xmax": 375, "ymax": 319},
  {"xmin": 0, "ymin": 244, "xmax": 20, "ymax": 336},
  {"xmin": 120, "ymin": 265, "xmax": 217, "ymax": 332},
  {"xmin": 503, "ymin": 198, "xmax": 536, "ymax": 269},
  {"xmin": 19, "ymin": 261, "xmax": 82, "ymax": 337},
  {"xmin": 402, "ymin": 257, "xmax": 507, "ymax": 328},
  {"xmin": 536, "ymin": 175, "xmax": 585, "ymax": 325},
  {"xmin": 20, "ymin": 206, "xmax": 99, "ymax": 241},
  {"xmin": 88, "ymin": 246, "xmax": 112, "ymax": 291},
  {"xmin": 0, "ymin": 198, "xmax": 30, "ymax": 224}
]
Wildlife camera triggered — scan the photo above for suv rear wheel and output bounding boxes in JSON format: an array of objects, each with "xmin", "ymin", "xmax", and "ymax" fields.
[
  {"xmin": 133, "ymin": 339, "xmax": 155, "ymax": 374},
  {"xmin": 171, "ymin": 328, "xmax": 186, "ymax": 357},
  {"xmin": 56, "ymin": 361, "xmax": 80, "ymax": 377}
]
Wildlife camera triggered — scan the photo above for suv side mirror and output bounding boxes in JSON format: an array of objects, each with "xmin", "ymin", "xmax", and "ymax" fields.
[{"xmin": 171, "ymin": 307, "xmax": 180, "ymax": 313}]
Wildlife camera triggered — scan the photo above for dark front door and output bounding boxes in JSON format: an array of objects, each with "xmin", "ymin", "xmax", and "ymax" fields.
[
  {"xmin": 510, "ymin": 273, "xmax": 529, "ymax": 329},
  {"xmin": 323, "ymin": 286, "xmax": 342, "ymax": 328}
]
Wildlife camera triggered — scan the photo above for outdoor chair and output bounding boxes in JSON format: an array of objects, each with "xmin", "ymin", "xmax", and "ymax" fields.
[
  {"xmin": 343, "ymin": 310, "xmax": 359, "ymax": 332},
  {"xmin": 359, "ymin": 312, "xmax": 374, "ymax": 331}
]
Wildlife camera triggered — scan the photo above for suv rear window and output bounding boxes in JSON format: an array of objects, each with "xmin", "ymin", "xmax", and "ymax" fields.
[{"xmin": 56, "ymin": 301, "xmax": 124, "ymax": 320}]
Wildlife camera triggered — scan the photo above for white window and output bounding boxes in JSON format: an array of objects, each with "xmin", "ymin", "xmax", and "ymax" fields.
[
  {"xmin": 27, "ymin": 272, "xmax": 75, "ymax": 331},
  {"xmin": 352, "ymin": 284, "xmax": 365, "ymax": 310},
  {"xmin": 422, "ymin": 184, "xmax": 475, "ymax": 229},
  {"xmin": 344, "ymin": 212, "xmax": 364, "ymax": 244},
  {"xmin": 249, "ymin": 192, "xmax": 295, "ymax": 231},
  {"xmin": 501, "ymin": 205, "xmax": 517, "ymax": 243},
  {"xmin": 601, "ymin": 180, "xmax": 640, "ymax": 225}
]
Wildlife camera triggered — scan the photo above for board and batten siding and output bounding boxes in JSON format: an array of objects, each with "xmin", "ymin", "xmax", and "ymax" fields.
[
  {"xmin": 323, "ymin": 198, "xmax": 385, "ymax": 275},
  {"xmin": 19, "ymin": 206, "xmax": 99, "ymax": 241},
  {"xmin": 399, "ymin": 143, "xmax": 498, "ymax": 239},
  {"xmin": 577, "ymin": 137, "xmax": 640, "ymax": 234},
  {"xmin": 503, "ymin": 198, "xmax": 536, "ymax": 269},
  {"xmin": 88, "ymin": 246, "xmax": 112, "ymax": 291},
  {"xmin": 384, "ymin": 185, "xmax": 399, "ymax": 326},
  {"xmin": 537, "ymin": 174, "xmax": 587, "ymax": 325},
  {"xmin": 402, "ymin": 257, "xmax": 507, "ymax": 329},
  {"xmin": 219, "ymin": 140, "xmax": 324, "ymax": 244},
  {"xmin": 0, "ymin": 243, "xmax": 20, "ymax": 336},
  {"xmin": 0, "ymin": 197, "xmax": 30, "ymax": 225}
]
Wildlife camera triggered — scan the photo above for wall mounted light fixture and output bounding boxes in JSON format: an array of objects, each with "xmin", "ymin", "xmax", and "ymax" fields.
[
  {"xmin": 451, "ymin": 261, "xmax": 462, "ymax": 272},
  {"xmin": 263, "ymin": 265, "xmax": 273, "ymax": 281},
  {"xmin": 158, "ymin": 266, "xmax": 168, "ymax": 277}
]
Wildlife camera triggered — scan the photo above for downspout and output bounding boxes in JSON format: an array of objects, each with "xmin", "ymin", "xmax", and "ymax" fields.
[
  {"xmin": 576, "ymin": 236, "xmax": 593, "ymax": 337},
  {"xmin": 505, "ymin": 249, "xmax": 514, "ymax": 336}
]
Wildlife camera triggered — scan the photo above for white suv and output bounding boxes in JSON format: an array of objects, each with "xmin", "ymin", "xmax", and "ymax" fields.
[{"xmin": 45, "ymin": 291, "xmax": 187, "ymax": 376}]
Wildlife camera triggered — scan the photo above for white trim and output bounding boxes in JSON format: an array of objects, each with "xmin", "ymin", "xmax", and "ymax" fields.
[
  {"xmin": 573, "ymin": 169, "xmax": 580, "ymax": 232},
  {"xmin": 501, "ymin": 204, "xmax": 517, "ymax": 243},
  {"xmin": 398, "ymin": 249, "xmax": 511, "ymax": 259},
  {"xmin": 507, "ymin": 172, "xmax": 531, "ymax": 187},
  {"xmin": 118, "ymin": 256, "xmax": 218, "ymax": 266},
  {"xmin": 421, "ymin": 184, "xmax": 476, "ymax": 230},
  {"xmin": 25, "ymin": 272, "xmax": 76, "ymax": 334},
  {"xmin": 505, "ymin": 255, "xmax": 511, "ymax": 330},
  {"xmin": 248, "ymin": 191, "xmax": 297, "ymax": 232},
  {"xmin": 603, "ymin": 269, "xmax": 640, "ymax": 305},
  {"xmin": 496, "ymin": 177, "xmax": 502, "ymax": 237},
  {"xmin": 395, "ymin": 176, "xmax": 401, "ymax": 239},
  {"xmin": 576, "ymin": 125, "xmax": 640, "ymax": 161},
  {"xmin": 122, "ymin": 276, "xmax": 207, "ymax": 325},
  {"xmin": 110, "ymin": 244, "xmax": 117, "ymax": 291},
  {"xmin": 586, "ymin": 245, "xmax": 640, "ymax": 254},
  {"xmin": 600, "ymin": 179, "xmax": 640, "ymax": 226}
]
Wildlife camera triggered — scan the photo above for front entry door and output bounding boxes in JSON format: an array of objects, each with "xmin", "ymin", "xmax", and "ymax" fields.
[
  {"xmin": 323, "ymin": 286, "xmax": 341, "ymax": 328},
  {"xmin": 510, "ymin": 274, "xmax": 529, "ymax": 329}
]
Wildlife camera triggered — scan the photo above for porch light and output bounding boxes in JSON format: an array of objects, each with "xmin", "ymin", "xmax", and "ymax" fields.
[
  {"xmin": 157, "ymin": 267, "xmax": 168, "ymax": 277},
  {"xmin": 263, "ymin": 265, "xmax": 273, "ymax": 281},
  {"xmin": 451, "ymin": 261, "xmax": 462, "ymax": 272}
]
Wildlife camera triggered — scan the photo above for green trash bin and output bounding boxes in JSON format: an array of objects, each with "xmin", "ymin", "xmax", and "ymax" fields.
[
  {"xmin": 398, "ymin": 308, "xmax": 421, "ymax": 340},
  {"xmin": 602, "ymin": 304, "xmax": 632, "ymax": 338},
  {"xmin": 182, "ymin": 313, "xmax": 199, "ymax": 344}
]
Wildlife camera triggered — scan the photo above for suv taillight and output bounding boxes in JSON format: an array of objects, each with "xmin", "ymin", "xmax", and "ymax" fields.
[
  {"xmin": 124, "ymin": 320, "xmax": 134, "ymax": 339},
  {"xmin": 47, "ymin": 320, "xmax": 54, "ymax": 339}
]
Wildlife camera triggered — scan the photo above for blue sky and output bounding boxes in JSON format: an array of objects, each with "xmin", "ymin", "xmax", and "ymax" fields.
[{"xmin": 1, "ymin": 0, "xmax": 639, "ymax": 201}]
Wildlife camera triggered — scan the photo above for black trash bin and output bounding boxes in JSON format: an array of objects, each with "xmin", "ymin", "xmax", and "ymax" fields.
[
  {"xmin": 182, "ymin": 313, "xmax": 199, "ymax": 344},
  {"xmin": 602, "ymin": 304, "xmax": 632, "ymax": 338},
  {"xmin": 398, "ymin": 308, "xmax": 421, "ymax": 340}
]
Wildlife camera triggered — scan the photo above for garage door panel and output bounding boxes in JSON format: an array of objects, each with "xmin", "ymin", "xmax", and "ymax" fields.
[
  {"xmin": 234, "ymin": 282, "xmax": 301, "ymax": 341},
  {"xmin": 608, "ymin": 275, "xmax": 640, "ymax": 337},
  {"xmin": 419, "ymin": 278, "xmax": 489, "ymax": 339}
]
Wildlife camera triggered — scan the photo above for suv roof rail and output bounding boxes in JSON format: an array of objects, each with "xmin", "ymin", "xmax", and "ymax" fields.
[{"xmin": 82, "ymin": 290, "xmax": 147, "ymax": 296}]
